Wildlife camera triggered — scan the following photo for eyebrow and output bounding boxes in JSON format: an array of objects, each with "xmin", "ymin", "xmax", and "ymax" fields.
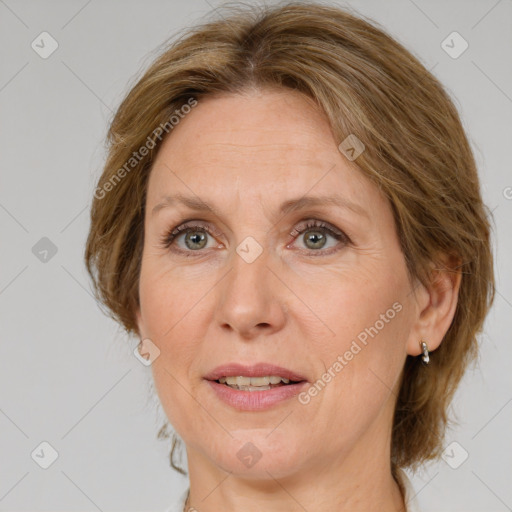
[{"xmin": 151, "ymin": 193, "xmax": 367, "ymax": 218}]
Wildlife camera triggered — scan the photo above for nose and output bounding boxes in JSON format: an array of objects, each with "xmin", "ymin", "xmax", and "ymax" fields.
[{"xmin": 214, "ymin": 244, "xmax": 287, "ymax": 339}]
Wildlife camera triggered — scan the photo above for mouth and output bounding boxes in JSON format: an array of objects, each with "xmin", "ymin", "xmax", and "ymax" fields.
[
  {"xmin": 204, "ymin": 363, "xmax": 308, "ymax": 410},
  {"xmin": 204, "ymin": 362, "xmax": 308, "ymax": 387},
  {"xmin": 215, "ymin": 375, "xmax": 304, "ymax": 391}
]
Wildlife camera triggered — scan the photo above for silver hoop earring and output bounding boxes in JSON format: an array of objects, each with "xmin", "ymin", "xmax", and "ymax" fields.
[{"xmin": 420, "ymin": 341, "xmax": 429, "ymax": 365}]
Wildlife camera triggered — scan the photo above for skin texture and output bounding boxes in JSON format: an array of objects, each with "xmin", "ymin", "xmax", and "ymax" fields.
[{"xmin": 135, "ymin": 88, "xmax": 460, "ymax": 512}]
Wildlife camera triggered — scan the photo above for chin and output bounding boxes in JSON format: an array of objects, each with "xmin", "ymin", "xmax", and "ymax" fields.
[{"xmin": 205, "ymin": 428, "xmax": 309, "ymax": 480}]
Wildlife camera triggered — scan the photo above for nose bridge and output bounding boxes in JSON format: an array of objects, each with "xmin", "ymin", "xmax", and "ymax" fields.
[
  {"xmin": 227, "ymin": 238, "xmax": 271, "ymax": 304},
  {"xmin": 227, "ymin": 217, "xmax": 273, "ymax": 290},
  {"xmin": 214, "ymin": 236, "xmax": 285, "ymax": 336}
]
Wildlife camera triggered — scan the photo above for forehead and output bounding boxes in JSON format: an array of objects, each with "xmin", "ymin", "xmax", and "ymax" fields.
[{"xmin": 147, "ymin": 88, "xmax": 378, "ymax": 211}]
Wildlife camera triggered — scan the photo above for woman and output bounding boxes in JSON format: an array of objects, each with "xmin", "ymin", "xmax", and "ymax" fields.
[{"xmin": 85, "ymin": 3, "xmax": 495, "ymax": 511}]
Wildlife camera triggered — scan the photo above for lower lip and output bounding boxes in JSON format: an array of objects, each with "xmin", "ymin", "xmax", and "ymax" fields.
[{"xmin": 206, "ymin": 380, "xmax": 308, "ymax": 411}]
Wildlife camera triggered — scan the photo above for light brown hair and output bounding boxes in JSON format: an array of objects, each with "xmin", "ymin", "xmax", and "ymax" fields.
[{"xmin": 85, "ymin": 1, "xmax": 495, "ymax": 474}]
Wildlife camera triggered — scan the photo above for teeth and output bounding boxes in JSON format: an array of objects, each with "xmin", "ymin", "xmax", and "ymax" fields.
[{"xmin": 218, "ymin": 375, "xmax": 292, "ymax": 386}]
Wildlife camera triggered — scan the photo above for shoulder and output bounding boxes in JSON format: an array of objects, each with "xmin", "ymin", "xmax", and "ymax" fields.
[
  {"xmin": 164, "ymin": 487, "xmax": 189, "ymax": 512},
  {"xmin": 396, "ymin": 468, "xmax": 422, "ymax": 512}
]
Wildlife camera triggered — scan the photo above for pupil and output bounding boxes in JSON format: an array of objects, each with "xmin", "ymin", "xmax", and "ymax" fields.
[
  {"xmin": 185, "ymin": 231, "xmax": 207, "ymax": 250},
  {"xmin": 305, "ymin": 231, "xmax": 325, "ymax": 249}
]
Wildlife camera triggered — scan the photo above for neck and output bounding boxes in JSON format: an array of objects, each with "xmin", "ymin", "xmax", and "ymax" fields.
[
  {"xmin": 184, "ymin": 466, "xmax": 405, "ymax": 512},
  {"xmin": 183, "ymin": 419, "xmax": 406, "ymax": 511}
]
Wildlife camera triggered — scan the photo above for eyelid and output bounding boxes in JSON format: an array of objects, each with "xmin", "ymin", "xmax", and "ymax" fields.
[
  {"xmin": 289, "ymin": 218, "xmax": 347, "ymax": 240},
  {"xmin": 171, "ymin": 219, "xmax": 223, "ymax": 239}
]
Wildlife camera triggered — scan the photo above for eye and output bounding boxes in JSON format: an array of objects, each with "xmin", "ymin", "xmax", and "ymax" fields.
[
  {"xmin": 288, "ymin": 219, "xmax": 350, "ymax": 255},
  {"xmin": 159, "ymin": 218, "xmax": 351, "ymax": 257},
  {"xmin": 159, "ymin": 220, "xmax": 221, "ymax": 255}
]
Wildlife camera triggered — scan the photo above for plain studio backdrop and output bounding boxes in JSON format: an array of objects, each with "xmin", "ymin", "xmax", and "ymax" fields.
[{"xmin": 0, "ymin": 0, "xmax": 511, "ymax": 510}]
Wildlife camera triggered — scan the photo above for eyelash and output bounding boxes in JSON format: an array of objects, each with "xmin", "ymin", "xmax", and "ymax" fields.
[{"xmin": 159, "ymin": 219, "xmax": 351, "ymax": 257}]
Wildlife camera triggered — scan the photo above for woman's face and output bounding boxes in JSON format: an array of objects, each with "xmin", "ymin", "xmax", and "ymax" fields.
[{"xmin": 136, "ymin": 88, "xmax": 423, "ymax": 479}]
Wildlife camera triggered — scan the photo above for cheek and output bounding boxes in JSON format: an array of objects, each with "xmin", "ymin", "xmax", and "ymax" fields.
[
  {"xmin": 300, "ymin": 259, "xmax": 410, "ymax": 421},
  {"xmin": 304, "ymin": 260, "xmax": 406, "ymax": 352},
  {"xmin": 139, "ymin": 262, "xmax": 213, "ymax": 428},
  {"xmin": 139, "ymin": 258, "xmax": 210, "ymax": 338}
]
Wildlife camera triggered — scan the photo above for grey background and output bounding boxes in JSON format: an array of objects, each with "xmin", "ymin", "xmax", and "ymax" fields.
[{"xmin": 0, "ymin": 0, "xmax": 511, "ymax": 510}]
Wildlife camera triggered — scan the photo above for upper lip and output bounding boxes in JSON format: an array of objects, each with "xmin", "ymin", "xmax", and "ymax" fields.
[{"xmin": 204, "ymin": 363, "xmax": 308, "ymax": 382}]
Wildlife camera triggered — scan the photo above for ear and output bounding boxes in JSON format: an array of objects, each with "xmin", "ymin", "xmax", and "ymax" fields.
[{"xmin": 406, "ymin": 255, "xmax": 462, "ymax": 357}]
